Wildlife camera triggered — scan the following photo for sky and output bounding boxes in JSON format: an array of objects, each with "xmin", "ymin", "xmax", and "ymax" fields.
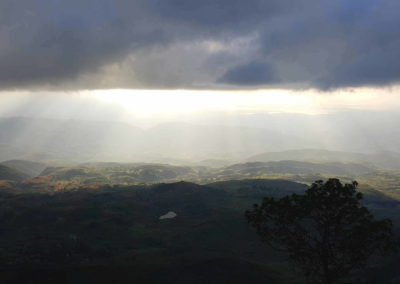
[
  {"xmin": 0, "ymin": 0, "xmax": 400, "ymax": 122},
  {"xmin": 1, "ymin": 87, "xmax": 400, "ymax": 127}
]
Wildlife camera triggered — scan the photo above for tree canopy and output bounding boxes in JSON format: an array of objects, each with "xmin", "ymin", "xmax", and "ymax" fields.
[{"xmin": 245, "ymin": 179, "xmax": 399, "ymax": 284}]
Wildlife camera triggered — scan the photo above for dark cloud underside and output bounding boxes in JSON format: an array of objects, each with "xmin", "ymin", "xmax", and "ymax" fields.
[
  {"xmin": 0, "ymin": 0, "xmax": 399, "ymax": 90},
  {"xmin": 218, "ymin": 62, "xmax": 279, "ymax": 85}
]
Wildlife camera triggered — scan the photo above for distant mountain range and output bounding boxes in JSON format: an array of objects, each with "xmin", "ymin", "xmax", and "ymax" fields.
[
  {"xmin": 0, "ymin": 117, "xmax": 317, "ymax": 163},
  {"xmin": 1, "ymin": 117, "xmax": 400, "ymax": 170},
  {"xmin": 247, "ymin": 149, "xmax": 400, "ymax": 169}
]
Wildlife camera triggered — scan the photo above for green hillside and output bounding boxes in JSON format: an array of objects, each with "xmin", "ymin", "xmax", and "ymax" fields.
[
  {"xmin": 38, "ymin": 163, "xmax": 200, "ymax": 185},
  {"xmin": 224, "ymin": 160, "xmax": 375, "ymax": 176},
  {"xmin": 26, "ymin": 160, "xmax": 377, "ymax": 189}
]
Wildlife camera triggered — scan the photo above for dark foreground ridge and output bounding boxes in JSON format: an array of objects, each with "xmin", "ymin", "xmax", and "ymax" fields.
[{"xmin": 0, "ymin": 180, "xmax": 399, "ymax": 283}]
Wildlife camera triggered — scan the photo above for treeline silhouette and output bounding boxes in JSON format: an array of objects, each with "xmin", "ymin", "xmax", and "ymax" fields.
[{"xmin": 246, "ymin": 179, "xmax": 400, "ymax": 284}]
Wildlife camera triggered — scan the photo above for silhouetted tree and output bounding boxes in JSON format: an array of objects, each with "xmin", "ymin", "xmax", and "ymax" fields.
[{"xmin": 245, "ymin": 179, "xmax": 399, "ymax": 284}]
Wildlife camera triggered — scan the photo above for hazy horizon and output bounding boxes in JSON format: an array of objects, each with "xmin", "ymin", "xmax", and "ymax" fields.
[{"xmin": 2, "ymin": 0, "xmax": 400, "ymax": 165}]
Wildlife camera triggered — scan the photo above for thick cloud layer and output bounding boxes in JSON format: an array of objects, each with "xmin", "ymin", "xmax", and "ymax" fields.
[{"xmin": 0, "ymin": 0, "xmax": 399, "ymax": 90}]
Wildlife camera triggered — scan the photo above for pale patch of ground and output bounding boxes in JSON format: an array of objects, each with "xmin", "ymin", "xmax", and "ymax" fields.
[{"xmin": 159, "ymin": 211, "xmax": 177, "ymax": 220}]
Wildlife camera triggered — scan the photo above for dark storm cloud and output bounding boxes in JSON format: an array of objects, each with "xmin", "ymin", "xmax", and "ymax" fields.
[
  {"xmin": 0, "ymin": 0, "xmax": 399, "ymax": 90},
  {"xmin": 0, "ymin": 0, "xmax": 171, "ymax": 88},
  {"xmin": 218, "ymin": 62, "xmax": 279, "ymax": 85},
  {"xmin": 143, "ymin": 0, "xmax": 285, "ymax": 28}
]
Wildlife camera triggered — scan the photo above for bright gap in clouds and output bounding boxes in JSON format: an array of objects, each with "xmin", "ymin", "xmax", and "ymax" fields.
[
  {"xmin": 89, "ymin": 87, "xmax": 400, "ymax": 117},
  {"xmin": 0, "ymin": 87, "xmax": 399, "ymax": 127},
  {"xmin": 90, "ymin": 89, "xmax": 314, "ymax": 116}
]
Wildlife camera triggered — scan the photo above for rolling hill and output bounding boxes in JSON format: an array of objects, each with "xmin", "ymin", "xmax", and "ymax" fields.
[
  {"xmin": 13, "ymin": 159, "xmax": 383, "ymax": 191},
  {"xmin": 225, "ymin": 160, "xmax": 376, "ymax": 176},
  {"xmin": 1, "ymin": 160, "xmax": 48, "ymax": 178},
  {"xmin": 247, "ymin": 149, "xmax": 400, "ymax": 169},
  {"xmin": 0, "ymin": 164, "xmax": 29, "ymax": 181}
]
